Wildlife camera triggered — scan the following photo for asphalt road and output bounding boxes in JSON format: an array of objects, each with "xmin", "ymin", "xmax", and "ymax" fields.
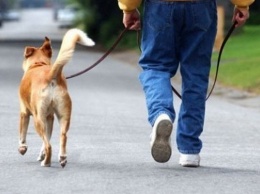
[{"xmin": 0, "ymin": 8, "xmax": 260, "ymax": 194}]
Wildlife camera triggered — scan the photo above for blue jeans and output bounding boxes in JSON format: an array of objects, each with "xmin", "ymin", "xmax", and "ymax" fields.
[{"xmin": 139, "ymin": 0, "xmax": 217, "ymax": 154}]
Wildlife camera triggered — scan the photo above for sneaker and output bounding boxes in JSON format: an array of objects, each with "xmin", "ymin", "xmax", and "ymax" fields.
[
  {"xmin": 150, "ymin": 114, "xmax": 173, "ymax": 163},
  {"xmin": 179, "ymin": 153, "xmax": 200, "ymax": 167}
]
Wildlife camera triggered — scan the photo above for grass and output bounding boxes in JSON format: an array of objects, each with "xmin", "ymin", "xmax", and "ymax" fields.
[{"xmin": 211, "ymin": 25, "xmax": 260, "ymax": 94}]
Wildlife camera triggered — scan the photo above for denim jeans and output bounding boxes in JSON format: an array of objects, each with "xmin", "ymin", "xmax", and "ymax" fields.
[{"xmin": 139, "ymin": 0, "xmax": 217, "ymax": 154}]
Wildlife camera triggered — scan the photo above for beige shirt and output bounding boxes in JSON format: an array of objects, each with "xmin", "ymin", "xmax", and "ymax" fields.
[{"xmin": 118, "ymin": 0, "xmax": 255, "ymax": 12}]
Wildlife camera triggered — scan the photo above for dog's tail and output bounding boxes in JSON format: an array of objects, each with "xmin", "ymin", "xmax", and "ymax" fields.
[{"xmin": 49, "ymin": 28, "xmax": 95, "ymax": 79}]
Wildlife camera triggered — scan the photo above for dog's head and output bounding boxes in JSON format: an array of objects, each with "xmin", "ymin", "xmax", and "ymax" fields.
[{"xmin": 22, "ymin": 37, "xmax": 52, "ymax": 72}]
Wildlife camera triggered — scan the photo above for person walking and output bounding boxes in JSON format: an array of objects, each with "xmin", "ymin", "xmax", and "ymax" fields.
[{"xmin": 118, "ymin": 0, "xmax": 254, "ymax": 167}]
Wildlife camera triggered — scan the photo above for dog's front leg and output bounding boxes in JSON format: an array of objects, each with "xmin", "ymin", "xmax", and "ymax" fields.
[{"xmin": 18, "ymin": 112, "xmax": 30, "ymax": 155}]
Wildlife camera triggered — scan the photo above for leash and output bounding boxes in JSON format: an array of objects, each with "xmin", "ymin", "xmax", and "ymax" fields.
[
  {"xmin": 172, "ymin": 21, "xmax": 238, "ymax": 100},
  {"xmin": 66, "ymin": 28, "xmax": 129, "ymax": 79},
  {"xmin": 205, "ymin": 21, "xmax": 237, "ymax": 100},
  {"xmin": 66, "ymin": 20, "xmax": 237, "ymax": 100}
]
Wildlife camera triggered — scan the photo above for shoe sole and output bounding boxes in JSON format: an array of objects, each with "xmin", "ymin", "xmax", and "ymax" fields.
[
  {"xmin": 179, "ymin": 155, "xmax": 200, "ymax": 167},
  {"xmin": 180, "ymin": 162, "xmax": 200, "ymax": 168},
  {"xmin": 151, "ymin": 119, "xmax": 172, "ymax": 163}
]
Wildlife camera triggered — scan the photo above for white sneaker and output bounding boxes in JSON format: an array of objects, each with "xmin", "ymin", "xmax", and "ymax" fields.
[
  {"xmin": 150, "ymin": 114, "xmax": 173, "ymax": 163},
  {"xmin": 179, "ymin": 153, "xmax": 200, "ymax": 167}
]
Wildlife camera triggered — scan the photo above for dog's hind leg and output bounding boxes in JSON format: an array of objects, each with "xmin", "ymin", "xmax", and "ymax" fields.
[
  {"xmin": 58, "ymin": 116, "xmax": 70, "ymax": 168},
  {"xmin": 56, "ymin": 99, "xmax": 71, "ymax": 168},
  {"xmin": 34, "ymin": 116, "xmax": 52, "ymax": 167},
  {"xmin": 37, "ymin": 114, "xmax": 54, "ymax": 162},
  {"xmin": 18, "ymin": 111, "xmax": 30, "ymax": 155}
]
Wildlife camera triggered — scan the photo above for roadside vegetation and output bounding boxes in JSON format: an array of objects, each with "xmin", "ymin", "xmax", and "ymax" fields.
[
  {"xmin": 211, "ymin": 25, "xmax": 260, "ymax": 94},
  {"xmin": 66, "ymin": 0, "xmax": 140, "ymax": 49}
]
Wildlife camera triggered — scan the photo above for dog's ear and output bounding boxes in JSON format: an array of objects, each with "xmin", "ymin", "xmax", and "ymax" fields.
[
  {"xmin": 24, "ymin": 47, "xmax": 35, "ymax": 58},
  {"xmin": 41, "ymin": 37, "xmax": 52, "ymax": 58}
]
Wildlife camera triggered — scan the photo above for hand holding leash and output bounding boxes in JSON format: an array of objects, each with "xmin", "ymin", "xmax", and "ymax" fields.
[
  {"xmin": 123, "ymin": 9, "xmax": 141, "ymax": 31},
  {"xmin": 232, "ymin": 7, "xmax": 250, "ymax": 27}
]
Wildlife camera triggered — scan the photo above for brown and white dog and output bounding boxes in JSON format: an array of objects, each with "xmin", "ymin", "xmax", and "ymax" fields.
[{"xmin": 18, "ymin": 29, "xmax": 95, "ymax": 167}]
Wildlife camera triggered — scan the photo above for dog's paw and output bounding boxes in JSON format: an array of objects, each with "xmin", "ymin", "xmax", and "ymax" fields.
[
  {"xmin": 41, "ymin": 161, "xmax": 51, "ymax": 167},
  {"xmin": 18, "ymin": 146, "xmax": 28, "ymax": 155},
  {"xmin": 59, "ymin": 156, "xmax": 67, "ymax": 168}
]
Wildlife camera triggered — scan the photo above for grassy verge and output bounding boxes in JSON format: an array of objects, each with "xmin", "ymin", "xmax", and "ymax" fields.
[{"xmin": 211, "ymin": 25, "xmax": 260, "ymax": 94}]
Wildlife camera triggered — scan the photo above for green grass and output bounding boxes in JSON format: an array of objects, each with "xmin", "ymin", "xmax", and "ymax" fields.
[{"xmin": 211, "ymin": 25, "xmax": 260, "ymax": 94}]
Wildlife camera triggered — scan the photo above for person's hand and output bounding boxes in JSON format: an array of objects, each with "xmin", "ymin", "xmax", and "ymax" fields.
[
  {"xmin": 123, "ymin": 9, "xmax": 141, "ymax": 30},
  {"xmin": 232, "ymin": 7, "xmax": 250, "ymax": 28}
]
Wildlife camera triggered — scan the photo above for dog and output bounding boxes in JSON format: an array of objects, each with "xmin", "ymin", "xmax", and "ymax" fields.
[{"xmin": 18, "ymin": 29, "xmax": 95, "ymax": 167}]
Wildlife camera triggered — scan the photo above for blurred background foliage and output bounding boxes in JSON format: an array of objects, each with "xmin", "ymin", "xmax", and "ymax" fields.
[
  {"xmin": 63, "ymin": 0, "xmax": 260, "ymax": 48},
  {"xmin": 1, "ymin": 0, "xmax": 260, "ymax": 48},
  {"xmin": 247, "ymin": 0, "xmax": 260, "ymax": 25},
  {"xmin": 66, "ymin": 0, "xmax": 139, "ymax": 49}
]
